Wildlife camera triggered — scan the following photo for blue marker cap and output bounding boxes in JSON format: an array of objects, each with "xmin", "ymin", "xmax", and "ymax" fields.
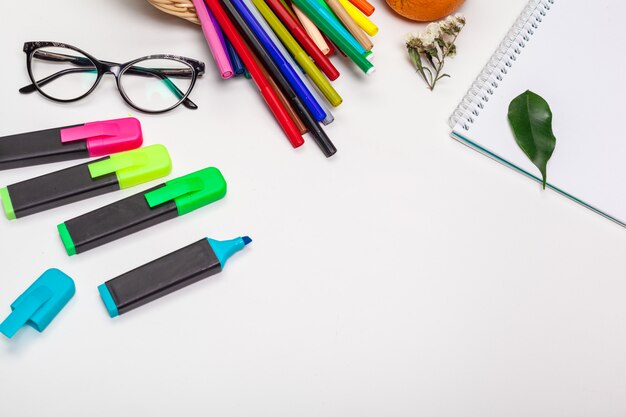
[{"xmin": 0, "ymin": 269, "xmax": 75, "ymax": 339}]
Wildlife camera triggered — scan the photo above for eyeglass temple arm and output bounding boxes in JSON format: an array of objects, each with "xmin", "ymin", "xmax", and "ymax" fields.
[
  {"xmin": 19, "ymin": 68, "xmax": 95, "ymax": 93},
  {"xmin": 20, "ymin": 52, "xmax": 198, "ymax": 109}
]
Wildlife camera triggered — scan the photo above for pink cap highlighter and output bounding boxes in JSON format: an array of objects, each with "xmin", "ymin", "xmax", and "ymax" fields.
[{"xmin": 0, "ymin": 117, "xmax": 143, "ymax": 170}]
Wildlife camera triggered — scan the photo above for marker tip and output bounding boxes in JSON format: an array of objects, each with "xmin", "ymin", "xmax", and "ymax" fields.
[{"xmin": 242, "ymin": 236, "xmax": 252, "ymax": 245}]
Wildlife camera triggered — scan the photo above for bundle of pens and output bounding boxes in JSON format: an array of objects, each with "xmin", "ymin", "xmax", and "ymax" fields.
[{"xmin": 151, "ymin": 0, "xmax": 378, "ymax": 158}]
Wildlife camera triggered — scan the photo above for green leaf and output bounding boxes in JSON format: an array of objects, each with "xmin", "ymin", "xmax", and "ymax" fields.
[{"xmin": 507, "ymin": 90, "xmax": 557, "ymax": 189}]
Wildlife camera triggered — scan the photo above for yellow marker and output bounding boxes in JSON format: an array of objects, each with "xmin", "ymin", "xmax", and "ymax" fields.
[
  {"xmin": 253, "ymin": 0, "xmax": 343, "ymax": 107},
  {"xmin": 337, "ymin": 0, "xmax": 378, "ymax": 37}
]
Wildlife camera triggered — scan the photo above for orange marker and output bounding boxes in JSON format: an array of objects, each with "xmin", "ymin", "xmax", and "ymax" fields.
[{"xmin": 348, "ymin": 0, "xmax": 374, "ymax": 16}]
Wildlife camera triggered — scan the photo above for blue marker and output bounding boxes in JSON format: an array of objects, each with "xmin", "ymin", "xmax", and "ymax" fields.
[
  {"xmin": 98, "ymin": 236, "xmax": 252, "ymax": 317},
  {"xmin": 223, "ymin": 24, "xmax": 246, "ymax": 75},
  {"xmin": 229, "ymin": 0, "xmax": 327, "ymax": 122}
]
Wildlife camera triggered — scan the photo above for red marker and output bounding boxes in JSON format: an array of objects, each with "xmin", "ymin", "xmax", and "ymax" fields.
[
  {"xmin": 265, "ymin": 0, "xmax": 340, "ymax": 81},
  {"xmin": 203, "ymin": 0, "xmax": 304, "ymax": 148}
]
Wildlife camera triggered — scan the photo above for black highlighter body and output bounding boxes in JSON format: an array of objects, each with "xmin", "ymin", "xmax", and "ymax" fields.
[
  {"xmin": 100, "ymin": 239, "xmax": 222, "ymax": 316},
  {"xmin": 4, "ymin": 157, "xmax": 119, "ymax": 219},
  {"xmin": 59, "ymin": 184, "xmax": 178, "ymax": 255},
  {"xmin": 0, "ymin": 125, "xmax": 87, "ymax": 170}
]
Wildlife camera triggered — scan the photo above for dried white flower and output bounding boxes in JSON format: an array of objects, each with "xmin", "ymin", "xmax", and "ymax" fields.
[
  {"xmin": 426, "ymin": 22, "xmax": 441, "ymax": 35},
  {"xmin": 418, "ymin": 24, "xmax": 441, "ymax": 47},
  {"xmin": 404, "ymin": 31, "xmax": 419, "ymax": 44},
  {"xmin": 404, "ymin": 14, "xmax": 466, "ymax": 91}
]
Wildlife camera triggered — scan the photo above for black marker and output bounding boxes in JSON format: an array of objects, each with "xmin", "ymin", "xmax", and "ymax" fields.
[{"xmin": 0, "ymin": 117, "xmax": 142, "ymax": 170}]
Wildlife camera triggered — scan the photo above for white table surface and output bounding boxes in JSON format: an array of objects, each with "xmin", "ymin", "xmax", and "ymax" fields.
[{"xmin": 1, "ymin": 1, "xmax": 626, "ymax": 416}]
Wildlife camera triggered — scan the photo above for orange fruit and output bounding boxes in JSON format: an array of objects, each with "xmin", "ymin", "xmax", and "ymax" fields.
[{"xmin": 386, "ymin": 0, "xmax": 465, "ymax": 22}]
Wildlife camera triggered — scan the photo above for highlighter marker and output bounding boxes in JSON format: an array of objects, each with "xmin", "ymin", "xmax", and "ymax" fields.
[
  {"xmin": 0, "ymin": 145, "xmax": 171, "ymax": 220},
  {"xmin": 0, "ymin": 117, "xmax": 142, "ymax": 170},
  {"xmin": 98, "ymin": 236, "xmax": 251, "ymax": 317},
  {"xmin": 57, "ymin": 167, "xmax": 227, "ymax": 256}
]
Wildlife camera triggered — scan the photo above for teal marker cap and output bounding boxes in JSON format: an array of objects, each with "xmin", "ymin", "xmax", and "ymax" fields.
[
  {"xmin": 208, "ymin": 236, "xmax": 252, "ymax": 266},
  {"xmin": 0, "ymin": 269, "xmax": 75, "ymax": 339}
]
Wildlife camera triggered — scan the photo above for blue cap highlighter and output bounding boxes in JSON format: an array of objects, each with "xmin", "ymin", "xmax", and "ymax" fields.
[
  {"xmin": 0, "ymin": 269, "xmax": 75, "ymax": 339},
  {"xmin": 98, "ymin": 236, "xmax": 251, "ymax": 317}
]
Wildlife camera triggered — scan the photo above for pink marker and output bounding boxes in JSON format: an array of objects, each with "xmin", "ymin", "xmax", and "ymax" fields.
[
  {"xmin": 192, "ymin": 0, "xmax": 234, "ymax": 79},
  {"xmin": 0, "ymin": 117, "xmax": 143, "ymax": 171}
]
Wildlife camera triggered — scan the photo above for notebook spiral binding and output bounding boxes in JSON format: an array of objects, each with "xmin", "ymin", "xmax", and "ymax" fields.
[{"xmin": 449, "ymin": 0, "xmax": 555, "ymax": 130}]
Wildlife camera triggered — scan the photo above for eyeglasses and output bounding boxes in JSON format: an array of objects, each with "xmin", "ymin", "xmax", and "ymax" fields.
[{"xmin": 20, "ymin": 41, "xmax": 205, "ymax": 114}]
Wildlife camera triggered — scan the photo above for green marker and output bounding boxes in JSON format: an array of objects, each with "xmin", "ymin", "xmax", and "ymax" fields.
[
  {"xmin": 0, "ymin": 145, "xmax": 172, "ymax": 220},
  {"xmin": 57, "ymin": 167, "xmax": 227, "ymax": 256}
]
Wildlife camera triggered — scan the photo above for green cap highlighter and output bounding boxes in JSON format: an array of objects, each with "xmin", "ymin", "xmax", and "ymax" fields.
[{"xmin": 57, "ymin": 167, "xmax": 227, "ymax": 256}]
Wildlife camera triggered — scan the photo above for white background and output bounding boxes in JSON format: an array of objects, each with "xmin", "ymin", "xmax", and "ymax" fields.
[{"xmin": 1, "ymin": 1, "xmax": 626, "ymax": 416}]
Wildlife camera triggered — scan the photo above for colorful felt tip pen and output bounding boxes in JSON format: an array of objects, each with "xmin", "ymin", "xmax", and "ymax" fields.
[
  {"xmin": 192, "ymin": 0, "xmax": 234, "ymax": 78},
  {"xmin": 57, "ymin": 167, "xmax": 227, "ymax": 256},
  {"xmin": 348, "ymin": 0, "xmax": 374, "ymax": 16},
  {"xmin": 203, "ymin": 0, "xmax": 305, "ymax": 148},
  {"xmin": 292, "ymin": 3, "xmax": 330, "ymax": 55},
  {"xmin": 265, "ymin": 0, "xmax": 339, "ymax": 81},
  {"xmin": 325, "ymin": 0, "xmax": 373, "ymax": 51},
  {"xmin": 291, "ymin": 0, "xmax": 374, "ymax": 74},
  {"xmin": 230, "ymin": 0, "xmax": 327, "ymax": 123},
  {"xmin": 251, "ymin": 0, "xmax": 343, "ymax": 108},
  {"xmin": 244, "ymin": 0, "xmax": 337, "ymax": 127},
  {"xmin": 337, "ymin": 0, "xmax": 378, "ymax": 37},
  {"xmin": 0, "ymin": 117, "xmax": 142, "ymax": 170},
  {"xmin": 220, "ymin": 0, "xmax": 336, "ymax": 156},
  {"xmin": 98, "ymin": 236, "xmax": 251, "ymax": 317},
  {"xmin": 1, "ymin": 145, "xmax": 171, "ymax": 220},
  {"xmin": 224, "ymin": 35, "xmax": 246, "ymax": 75}
]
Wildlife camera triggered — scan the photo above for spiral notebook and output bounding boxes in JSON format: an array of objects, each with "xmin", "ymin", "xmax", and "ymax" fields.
[{"xmin": 449, "ymin": 0, "xmax": 626, "ymax": 227}]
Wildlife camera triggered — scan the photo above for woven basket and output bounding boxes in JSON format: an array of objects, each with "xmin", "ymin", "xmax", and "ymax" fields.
[{"xmin": 147, "ymin": 0, "xmax": 201, "ymax": 24}]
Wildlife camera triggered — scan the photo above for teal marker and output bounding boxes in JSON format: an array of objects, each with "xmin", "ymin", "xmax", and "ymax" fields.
[{"xmin": 98, "ymin": 236, "xmax": 252, "ymax": 317}]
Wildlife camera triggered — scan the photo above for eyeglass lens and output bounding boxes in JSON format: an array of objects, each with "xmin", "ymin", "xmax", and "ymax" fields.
[
  {"xmin": 30, "ymin": 46, "xmax": 98, "ymax": 100},
  {"xmin": 119, "ymin": 58, "xmax": 194, "ymax": 112}
]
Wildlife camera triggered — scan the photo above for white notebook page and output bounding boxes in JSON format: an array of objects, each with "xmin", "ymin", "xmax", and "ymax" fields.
[{"xmin": 451, "ymin": 0, "xmax": 626, "ymax": 226}]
